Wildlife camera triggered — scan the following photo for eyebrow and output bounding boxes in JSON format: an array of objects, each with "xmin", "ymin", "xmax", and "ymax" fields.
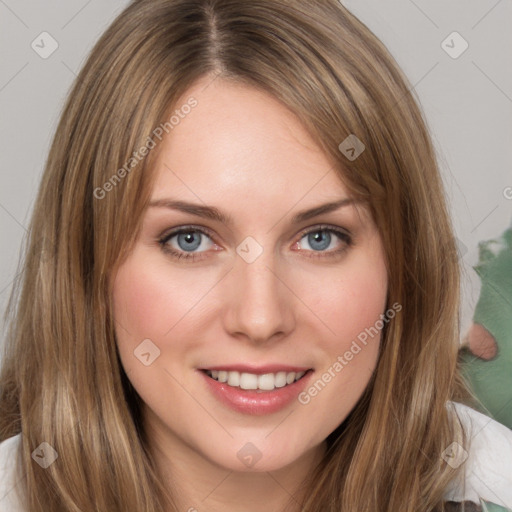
[{"xmin": 148, "ymin": 197, "xmax": 357, "ymax": 225}]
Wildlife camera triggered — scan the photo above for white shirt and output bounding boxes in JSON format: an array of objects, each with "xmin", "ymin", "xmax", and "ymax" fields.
[
  {"xmin": 443, "ymin": 402, "xmax": 512, "ymax": 509},
  {"xmin": 0, "ymin": 402, "xmax": 511, "ymax": 511},
  {"xmin": 0, "ymin": 432, "xmax": 24, "ymax": 512}
]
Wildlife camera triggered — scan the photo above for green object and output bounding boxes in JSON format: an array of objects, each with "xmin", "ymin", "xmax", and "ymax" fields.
[
  {"xmin": 480, "ymin": 498, "xmax": 512, "ymax": 511},
  {"xmin": 460, "ymin": 227, "xmax": 512, "ymax": 429}
]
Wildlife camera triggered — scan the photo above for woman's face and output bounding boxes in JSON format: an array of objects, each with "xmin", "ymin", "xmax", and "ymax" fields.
[{"xmin": 112, "ymin": 76, "xmax": 389, "ymax": 474}]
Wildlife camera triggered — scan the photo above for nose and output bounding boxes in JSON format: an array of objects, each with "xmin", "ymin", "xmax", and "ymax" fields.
[{"xmin": 221, "ymin": 246, "xmax": 296, "ymax": 345}]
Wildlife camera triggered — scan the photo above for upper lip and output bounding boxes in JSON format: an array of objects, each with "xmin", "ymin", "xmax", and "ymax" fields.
[{"xmin": 199, "ymin": 364, "xmax": 313, "ymax": 375}]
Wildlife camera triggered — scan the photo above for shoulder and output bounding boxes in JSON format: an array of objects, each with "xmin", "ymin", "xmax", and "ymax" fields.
[
  {"xmin": 443, "ymin": 401, "xmax": 512, "ymax": 510},
  {"xmin": 0, "ymin": 433, "xmax": 25, "ymax": 512}
]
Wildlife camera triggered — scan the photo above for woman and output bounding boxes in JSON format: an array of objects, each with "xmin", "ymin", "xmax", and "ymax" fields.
[{"xmin": 1, "ymin": 0, "xmax": 511, "ymax": 511}]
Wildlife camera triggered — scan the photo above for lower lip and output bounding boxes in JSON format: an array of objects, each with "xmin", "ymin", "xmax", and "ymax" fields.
[{"xmin": 199, "ymin": 370, "xmax": 314, "ymax": 415}]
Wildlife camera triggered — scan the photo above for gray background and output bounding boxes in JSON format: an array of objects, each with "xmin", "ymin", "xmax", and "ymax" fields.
[{"xmin": 1, "ymin": 0, "xmax": 511, "ymax": 354}]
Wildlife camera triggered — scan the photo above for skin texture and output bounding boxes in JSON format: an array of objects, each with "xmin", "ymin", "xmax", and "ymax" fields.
[{"xmin": 111, "ymin": 76, "xmax": 389, "ymax": 512}]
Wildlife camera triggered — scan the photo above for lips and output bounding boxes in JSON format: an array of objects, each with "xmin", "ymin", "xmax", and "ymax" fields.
[{"xmin": 198, "ymin": 365, "xmax": 315, "ymax": 415}]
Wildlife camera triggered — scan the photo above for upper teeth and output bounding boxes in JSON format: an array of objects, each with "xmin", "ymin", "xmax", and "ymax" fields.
[{"xmin": 205, "ymin": 370, "xmax": 307, "ymax": 390}]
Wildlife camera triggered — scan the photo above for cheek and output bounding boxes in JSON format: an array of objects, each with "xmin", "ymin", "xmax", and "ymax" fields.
[
  {"xmin": 303, "ymin": 259, "xmax": 388, "ymax": 353},
  {"xmin": 293, "ymin": 256, "xmax": 387, "ymax": 431},
  {"xmin": 111, "ymin": 257, "xmax": 198, "ymax": 409},
  {"xmin": 112, "ymin": 256, "xmax": 206, "ymax": 340}
]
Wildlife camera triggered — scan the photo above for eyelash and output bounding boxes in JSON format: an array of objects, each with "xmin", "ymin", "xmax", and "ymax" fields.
[{"xmin": 157, "ymin": 224, "xmax": 353, "ymax": 262}]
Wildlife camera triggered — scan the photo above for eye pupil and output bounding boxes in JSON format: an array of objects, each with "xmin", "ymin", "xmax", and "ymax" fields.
[
  {"xmin": 308, "ymin": 231, "xmax": 331, "ymax": 251},
  {"xmin": 178, "ymin": 231, "xmax": 201, "ymax": 251}
]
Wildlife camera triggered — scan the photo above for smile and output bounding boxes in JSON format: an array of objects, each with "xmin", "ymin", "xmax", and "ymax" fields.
[
  {"xmin": 204, "ymin": 369, "xmax": 308, "ymax": 391},
  {"xmin": 199, "ymin": 367, "xmax": 315, "ymax": 415}
]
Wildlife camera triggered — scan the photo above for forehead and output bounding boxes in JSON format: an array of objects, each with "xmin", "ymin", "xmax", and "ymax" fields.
[{"xmin": 149, "ymin": 77, "xmax": 352, "ymax": 209}]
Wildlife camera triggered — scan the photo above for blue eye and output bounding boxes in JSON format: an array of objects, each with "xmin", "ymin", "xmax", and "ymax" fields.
[
  {"xmin": 159, "ymin": 227, "xmax": 216, "ymax": 261},
  {"xmin": 303, "ymin": 230, "xmax": 333, "ymax": 251},
  {"xmin": 158, "ymin": 224, "xmax": 353, "ymax": 262},
  {"xmin": 296, "ymin": 226, "xmax": 353, "ymax": 257},
  {"xmin": 174, "ymin": 231, "xmax": 205, "ymax": 252}
]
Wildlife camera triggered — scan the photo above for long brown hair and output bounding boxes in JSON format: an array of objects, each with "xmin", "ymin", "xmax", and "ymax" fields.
[{"xmin": 0, "ymin": 0, "xmax": 472, "ymax": 510}]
